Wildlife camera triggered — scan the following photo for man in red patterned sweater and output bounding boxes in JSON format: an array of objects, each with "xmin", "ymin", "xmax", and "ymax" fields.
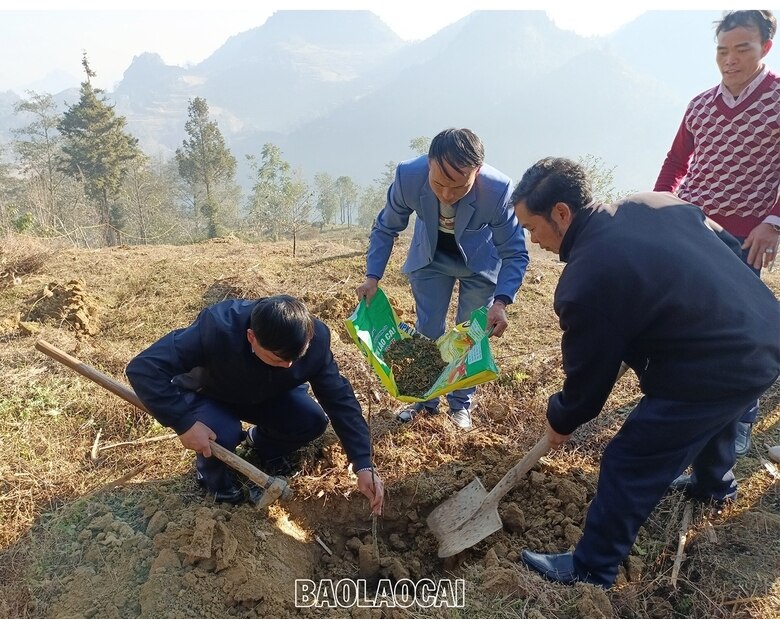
[{"xmin": 655, "ymin": 10, "xmax": 779, "ymax": 457}]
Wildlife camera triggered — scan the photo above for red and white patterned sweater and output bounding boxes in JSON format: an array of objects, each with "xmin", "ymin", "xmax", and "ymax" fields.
[{"xmin": 655, "ymin": 70, "xmax": 780, "ymax": 238}]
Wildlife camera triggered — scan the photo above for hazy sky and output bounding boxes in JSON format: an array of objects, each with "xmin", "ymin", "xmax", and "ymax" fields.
[{"xmin": 0, "ymin": 1, "xmax": 758, "ymax": 92}]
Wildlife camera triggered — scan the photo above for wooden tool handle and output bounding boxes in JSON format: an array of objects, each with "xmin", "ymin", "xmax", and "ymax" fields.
[
  {"xmin": 485, "ymin": 434, "xmax": 551, "ymax": 505},
  {"xmin": 207, "ymin": 441, "xmax": 272, "ymax": 486},
  {"xmin": 36, "ymin": 339, "xmax": 148, "ymax": 412},
  {"xmin": 35, "ymin": 339, "xmax": 273, "ymax": 488}
]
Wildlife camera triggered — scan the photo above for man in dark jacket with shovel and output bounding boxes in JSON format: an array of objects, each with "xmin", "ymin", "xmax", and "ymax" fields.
[
  {"xmin": 510, "ymin": 157, "xmax": 780, "ymax": 587},
  {"xmin": 126, "ymin": 295, "xmax": 384, "ymax": 513}
]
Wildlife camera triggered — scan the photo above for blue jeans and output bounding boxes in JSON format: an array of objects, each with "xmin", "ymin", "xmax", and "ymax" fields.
[
  {"xmin": 407, "ymin": 249, "xmax": 496, "ymax": 411},
  {"xmin": 182, "ymin": 384, "xmax": 328, "ymax": 491}
]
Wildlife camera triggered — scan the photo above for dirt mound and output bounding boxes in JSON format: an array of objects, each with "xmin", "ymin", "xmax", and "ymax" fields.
[
  {"xmin": 202, "ymin": 274, "xmax": 272, "ymax": 307},
  {"xmin": 302, "ymin": 290, "xmax": 356, "ymax": 322},
  {"xmin": 43, "ymin": 462, "xmax": 593, "ymax": 618},
  {"xmin": 26, "ymin": 280, "xmax": 102, "ymax": 335},
  {"xmin": 301, "ymin": 290, "xmax": 357, "ymax": 343},
  {"xmin": 47, "ymin": 494, "xmax": 319, "ymax": 619}
]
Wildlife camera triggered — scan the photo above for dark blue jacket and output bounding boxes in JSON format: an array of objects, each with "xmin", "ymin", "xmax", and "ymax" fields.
[
  {"xmin": 548, "ymin": 192, "xmax": 780, "ymax": 435},
  {"xmin": 126, "ymin": 300, "xmax": 372, "ymax": 470}
]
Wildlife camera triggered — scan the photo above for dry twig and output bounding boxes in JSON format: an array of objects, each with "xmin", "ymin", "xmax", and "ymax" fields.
[
  {"xmin": 314, "ymin": 535, "xmax": 333, "ymax": 556},
  {"xmin": 671, "ymin": 502, "xmax": 694, "ymax": 588},
  {"xmin": 90, "ymin": 428, "xmax": 102, "ymax": 461}
]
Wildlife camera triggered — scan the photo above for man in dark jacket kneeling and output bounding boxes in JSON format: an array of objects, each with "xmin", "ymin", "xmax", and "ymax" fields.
[{"xmin": 126, "ymin": 295, "xmax": 384, "ymax": 513}]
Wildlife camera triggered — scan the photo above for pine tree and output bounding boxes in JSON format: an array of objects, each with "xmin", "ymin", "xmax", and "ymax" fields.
[
  {"xmin": 175, "ymin": 97, "xmax": 237, "ymax": 239},
  {"xmin": 58, "ymin": 54, "xmax": 140, "ymax": 246}
]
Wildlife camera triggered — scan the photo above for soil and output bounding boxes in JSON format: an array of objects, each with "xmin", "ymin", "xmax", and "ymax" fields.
[
  {"xmin": 383, "ymin": 336, "xmax": 447, "ymax": 397},
  {"xmin": 26, "ymin": 280, "xmax": 102, "ymax": 336},
  {"xmin": 0, "ymin": 234, "xmax": 778, "ymax": 619}
]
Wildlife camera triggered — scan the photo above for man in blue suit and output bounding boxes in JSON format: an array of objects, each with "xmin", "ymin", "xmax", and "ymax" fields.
[{"xmin": 356, "ymin": 128, "xmax": 528, "ymax": 430}]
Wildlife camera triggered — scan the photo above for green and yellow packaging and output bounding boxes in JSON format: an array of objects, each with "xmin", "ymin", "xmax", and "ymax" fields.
[{"xmin": 345, "ymin": 288, "xmax": 499, "ymax": 402}]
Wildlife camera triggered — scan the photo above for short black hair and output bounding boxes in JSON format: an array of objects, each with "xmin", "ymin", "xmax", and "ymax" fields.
[
  {"xmin": 510, "ymin": 157, "xmax": 592, "ymax": 219},
  {"xmin": 428, "ymin": 128, "xmax": 484, "ymax": 181},
  {"xmin": 716, "ymin": 10, "xmax": 776, "ymax": 43},
  {"xmin": 250, "ymin": 295, "xmax": 314, "ymax": 361}
]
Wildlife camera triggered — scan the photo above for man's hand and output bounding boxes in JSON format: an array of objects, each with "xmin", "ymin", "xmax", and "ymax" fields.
[
  {"xmin": 546, "ymin": 421, "xmax": 572, "ymax": 449},
  {"xmin": 486, "ymin": 301, "xmax": 509, "ymax": 337},
  {"xmin": 356, "ymin": 469, "xmax": 385, "ymax": 515},
  {"xmin": 742, "ymin": 222, "xmax": 779, "ymax": 270},
  {"xmin": 356, "ymin": 277, "xmax": 379, "ymax": 306},
  {"xmin": 179, "ymin": 421, "xmax": 217, "ymax": 457}
]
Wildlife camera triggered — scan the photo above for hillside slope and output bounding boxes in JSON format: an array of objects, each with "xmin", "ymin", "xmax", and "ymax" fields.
[{"xmin": 0, "ymin": 234, "xmax": 778, "ymax": 618}]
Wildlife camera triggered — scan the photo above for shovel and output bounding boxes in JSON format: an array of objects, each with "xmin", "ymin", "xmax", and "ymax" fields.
[
  {"xmin": 427, "ymin": 434, "xmax": 550, "ymax": 557},
  {"xmin": 35, "ymin": 339, "xmax": 292, "ymax": 508}
]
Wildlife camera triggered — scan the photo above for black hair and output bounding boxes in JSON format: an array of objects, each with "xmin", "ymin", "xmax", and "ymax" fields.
[
  {"xmin": 428, "ymin": 128, "xmax": 485, "ymax": 181},
  {"xmin": 716, "ymin": 10, "xmax": 776, "ymax": 43},
  {"xmin": 250, "ymin": 295, "xmax": 314, "ymax": 361},
  {"xmin": 510, "ymin": 157, "xmax": 592, "ymax": 219}
]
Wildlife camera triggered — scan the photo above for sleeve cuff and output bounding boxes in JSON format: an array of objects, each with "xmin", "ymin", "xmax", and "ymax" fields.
[
  {"xmin": 172, "ymin": 416, "xmax": 198, "ymax": 436},
  {"xmin": 352, "ymin": 457, "xmax": 373, "ymax": 471},
  {"xmin": 762, "ymin": 215, "xmax": 780, "ymax": 230},
  {"xmin": 494, "ymin": 295, "xmax": 512, "ymax": 306}
]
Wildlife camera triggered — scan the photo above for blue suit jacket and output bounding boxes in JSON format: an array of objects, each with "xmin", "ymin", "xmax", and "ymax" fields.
[{"xmin": 366, "ymin": 155, "xmax": 528, "ymax": 301}]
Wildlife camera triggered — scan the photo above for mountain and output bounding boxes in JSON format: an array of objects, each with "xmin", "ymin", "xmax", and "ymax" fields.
[
  {"xmin": 265, "ymin": 11, "xmax": 683, "ymax": 192},
  {"xmin": 107, "ymin": 10, "xmax": 406, "ymax": 157},
  {"xmin": 482, "ymin": 48, "xmax": 685, "ymax": 190},
  {"xmin": 3, "ymin": 10, "xmax": 775, "ymax": 194},
  {"xmin": 27, "ymin": 69, "xmax": 81, "ymax": 96}
]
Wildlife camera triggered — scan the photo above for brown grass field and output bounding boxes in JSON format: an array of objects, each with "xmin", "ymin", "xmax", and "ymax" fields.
[{"xmin": 0, "ymin": 231, "xmax": 778, "ymax": 618}]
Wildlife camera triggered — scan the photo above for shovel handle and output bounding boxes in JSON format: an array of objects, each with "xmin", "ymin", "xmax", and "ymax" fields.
[
  {"xmin": 484, "ymin": 435, "xmax": 551, "ymax": 505},
  {"xmin": 35, "ymin": 339, "xmax": 275, "ymax": 488}
]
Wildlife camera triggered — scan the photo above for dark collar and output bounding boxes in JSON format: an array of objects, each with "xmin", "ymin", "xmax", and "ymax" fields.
[{"xmin": 559, "ymin": 206, "xmax": 592, "ymax": 262}]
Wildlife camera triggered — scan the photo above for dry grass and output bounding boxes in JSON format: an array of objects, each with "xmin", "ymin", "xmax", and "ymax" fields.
[{"xmin": 0, "ymin": 233, "xmax": 778, "ymax": 618}]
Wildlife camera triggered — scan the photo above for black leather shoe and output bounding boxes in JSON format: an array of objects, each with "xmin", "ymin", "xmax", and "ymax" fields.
[
  {"xmin": 211, "ymin": 487, "xmax": 244, "ymax": 505},
  {"xmin": 669, "ymin": 474, "xmax": 737, "ymax": 506},
  {"xmin": 521, "ymin": 550, "xmax": 580, "ymax": 584},
  {"xmin": 246, "ymin": 482, "xmax": 266, "ymax": 505},
  {"xmin": 260, "ymin": 454, "xmax": 300, "ymax": 477},
  {"xmin": 521, "ymin": 550, "xmax": 609, "ymax": 588},
  {"xmin": 196, "ymin": 472, "xmax": 245, "ymax": 505},
  {"xmin": 735, "ymin": 422, "xmax": 752, "ymax": 456}
]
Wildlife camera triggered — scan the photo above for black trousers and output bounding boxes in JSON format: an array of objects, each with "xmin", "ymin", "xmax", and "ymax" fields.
[
  {"xmin": 183, "ymin": 384, "xmax": 328, "ymax": 491},
  {"xmin": 573, "ymin": 389, "xmax": 764, "ymax": 586}
]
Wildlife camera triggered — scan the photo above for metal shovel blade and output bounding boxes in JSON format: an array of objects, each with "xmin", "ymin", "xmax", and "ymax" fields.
[
  {"xmin": 427, "ymin": 435, "xmax": 551, "ymax": 558},
  {"xmin": 427, "ymin": 478, "xmax": 488, "ymax": 538},
  {"xmin": 427, "ymin": 477, "xmax": 503, "ymax": 557}
]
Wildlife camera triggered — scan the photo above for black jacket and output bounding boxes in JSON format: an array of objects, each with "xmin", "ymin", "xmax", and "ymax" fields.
[
  {"xmin": 126, "ymin": 299, "xmax": 372, "ymax": 470},
  {"xmin": 548, "ymin": 193, "xmax": 780, "ymax": 435}
]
